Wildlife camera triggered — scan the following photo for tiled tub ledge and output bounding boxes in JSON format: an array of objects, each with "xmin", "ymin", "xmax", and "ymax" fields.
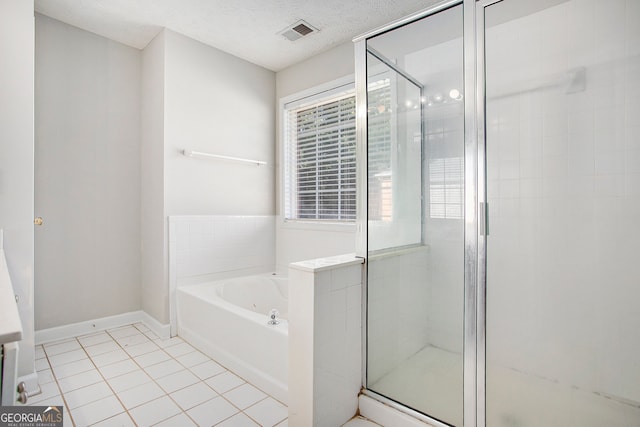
[
  {"xmin": 289, "ymin": 253, "xmax": 364, "ymax": 272},
  {"xmin": 288, "ymin": 254, "xmax": 364, "ymax": 427}
]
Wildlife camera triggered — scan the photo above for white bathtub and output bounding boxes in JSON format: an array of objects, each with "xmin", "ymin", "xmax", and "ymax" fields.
[{"xmin": 176, "ymin": 273, "xmax": 288, "ymax": 403}]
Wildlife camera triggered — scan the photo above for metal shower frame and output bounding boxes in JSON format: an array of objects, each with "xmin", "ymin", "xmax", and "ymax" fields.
[{"xmin": 353, "ymin": 0, "xmax": 493, "ymax": 425}]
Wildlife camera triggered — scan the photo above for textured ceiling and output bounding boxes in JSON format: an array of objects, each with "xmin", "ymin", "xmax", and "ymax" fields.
[{"xmin": 34, "ymin": 0, "xmax": 441, "ymax": 71}]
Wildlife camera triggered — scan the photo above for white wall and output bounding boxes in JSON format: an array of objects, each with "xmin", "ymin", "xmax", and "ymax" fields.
[
  {"xmin": 0, "ymin": 0, "xmax": 35, "ymax": 380},
  {"xmin": 275, "ymin": 42, "xmax": 357, "ymax": 272},
  {"xmin": 276, "ymin": 42, "xmax": 354, "ymax": 100},
  {"xmin": 141, "ymin": 30, "xmax": 167, "ymax": 325},
  {"xmin": 31, "ymin": 23, "xmax": 277, "ymax": 331},
  {"xmin": 34, "ymin": 15, "xmax": 142, "ymax": 329},
  {"xmin": 164, "ymin": 30, "xmax": 275, "ymax": 217},
  {"xmin": 142, "ymin": 30, "xmax": 277, "ymax": 325}
]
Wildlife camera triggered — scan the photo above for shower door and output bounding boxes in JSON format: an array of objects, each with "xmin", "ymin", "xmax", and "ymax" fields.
[
  {"xmin": 359, "ymin": 3, "xmax": 466, "ymax": 426},
  {"xmin": 482, "ymin": 0, "xmax": 640, "ymax": 425},
  {"xmin": 358, "ymin": 0, "xmax": 640, "ymax": 426}
]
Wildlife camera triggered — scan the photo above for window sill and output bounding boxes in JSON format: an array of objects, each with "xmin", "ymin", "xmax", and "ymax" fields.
[{"xmin": 280, "ymin": 219, "xmax": 357, "ymax": 233}]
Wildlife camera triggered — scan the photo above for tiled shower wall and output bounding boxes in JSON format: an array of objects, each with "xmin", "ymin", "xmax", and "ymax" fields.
[
  {"xmin": 367, "ymin": 247, "xmax": 430, "ymax": 384},
  {"xmin": 485, "ymin": 0, "xmax": 640, "ymax": 403},
  {"xmin": 367, "ymin": 34, "xmax": 465, "ymax": 384},
  {"xmin": 169, "ymin": 215, "xmax": 275, "ymax": 282},
  {"xmin": 366, "ymin": 0, "xmax": 640, "ymax": 407}
]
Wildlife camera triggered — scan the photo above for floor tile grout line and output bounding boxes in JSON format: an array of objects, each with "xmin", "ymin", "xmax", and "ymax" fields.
[
  {"xmin": 41, "ymin": 337, "xmax": 79, "ymax": 427},
  {"xmin": 47, "ymin": 357, "xmax": 96, "ymax": 381},
  {"xmin": 39, "ymin": 324, "xmax": 154, "ymax": 352},
  {"xmin": 147, "ymin": 365, "xmax": 228, "ymax": 426},
  {"xmin": 68, "ymin": 334, "xmax": 133, "ymax": 426},
  {"xmin": 61, "ymin": 324, "xmax": 166, "ymax": 426},
  {"xmin": 55, "ymin": 326, "xmax": 187, "ymax": 426},
  {"xmin": 102, "ymin": 324, "xmax": 212, "ymax": 426},
  {"xmin": 214, "ymin": 368, "xmax": 288, "ymax": 408},
  {"xmin": 210, "ymin": 408, "xmax": 245, "ymax": 427},
  {"xmin": 215, "ymin": 393, "xmax": 271, "ymax": 426},
  {"xmin": 44, "ymin": 341, "xmax": 108, "ymax": 368},
  {"xmin": 99, "ymin": 324, "xmax": 173, "ymax": 426},
  {"xmin": 41, "ymin": 323, "xmax": 289, "ymax": 427},
  {"xmin": 81, "ymin": 323, "xmax": 192, "ymax": 426},
  {"xmin": 177, "ymin": 347, "xmax": 288, "ymax": 408},
  {"xmin": 106, "ymin": 329, "xmax": 160, "ymax": 359},
  {"xmin": 169, "ymin": 344, "xmax": 290, "ymax": 424},
  {"xmin": 87, "ymin": 412, "xmax": 131, "ymax": 427},
  {"xmin": 148, "ymin": 393, "xmax": 214, "ymax": 427},
  {"xmin": 44, "ymin": 349, "xmax": 87, "ymax": 368},
  {"xmin": 241, "ymin": 394, "xmax": 287, "ymax": 427},
  {"xmin": 43, "ymin": 327, "xmax": 198, "ymax": 425},
  {"xmin": 218, "ymin": 388, "xmax": 258, "ymax": 416},
  {"xmin": 115, "ymin": 326, "xmax": 254, "ymax": 426}
]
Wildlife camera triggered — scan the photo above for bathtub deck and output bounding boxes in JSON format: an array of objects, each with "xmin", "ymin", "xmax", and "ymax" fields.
[{"xmin": 26, "ymin": 323, "xmax": 289, "ymax": 427}]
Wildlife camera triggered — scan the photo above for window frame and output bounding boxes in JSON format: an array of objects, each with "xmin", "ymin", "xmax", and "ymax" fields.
[{"xmin": 279, "ymin": 75, "xmax": 357, "ymax": 231}]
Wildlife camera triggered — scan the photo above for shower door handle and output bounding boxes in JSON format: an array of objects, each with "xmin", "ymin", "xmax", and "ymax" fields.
[{"xmin": 480, "ymin": 203, "xmax": 489, "ymax": 236}]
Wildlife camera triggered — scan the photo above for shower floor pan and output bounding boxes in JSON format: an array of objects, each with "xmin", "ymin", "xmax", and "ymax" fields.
[{"xmin": 368, "ymin": 346, "xmax": 640, "ymax": 427}]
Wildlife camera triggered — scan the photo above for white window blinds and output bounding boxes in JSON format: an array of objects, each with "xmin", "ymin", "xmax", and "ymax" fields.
[
  {"xmin": 429, "ymin": 157, "xmax": 463, "ymax": 219},
  {"xmin": 284, "ymin": 87, "xmax": 356, "ymax": 222},
  {"xmin": 366, "ymin": 78, "xmax": 392, "ymax": 221}
]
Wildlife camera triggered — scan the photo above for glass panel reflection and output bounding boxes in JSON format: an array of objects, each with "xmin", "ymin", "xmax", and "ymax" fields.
[
  {"xmin": 365, "ymin": 4, "xmax": 464, "ymax": 425},
  {"xmin": 485, "ymin": 0, "xmax": 640, "ymax": 425}
]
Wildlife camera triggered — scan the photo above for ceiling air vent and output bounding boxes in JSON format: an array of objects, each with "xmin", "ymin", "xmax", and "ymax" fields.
[{"xmin": 278, "ymin": 20, "xmax": 318, "ymax": 41}]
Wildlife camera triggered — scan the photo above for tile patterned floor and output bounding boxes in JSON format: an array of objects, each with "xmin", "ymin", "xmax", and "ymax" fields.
[
  {"xmin": 26, "ymin": 323, "xmax": 288, "ymax": 427},
  {"xmin": 342, "ymin": 417, "xmax": 380, "ymax": 427}
]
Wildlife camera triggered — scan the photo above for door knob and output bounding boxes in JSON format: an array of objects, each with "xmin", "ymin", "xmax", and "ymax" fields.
[{"xmin": 34, "ymin": 217, "xmax": 43, "ymax": 226}]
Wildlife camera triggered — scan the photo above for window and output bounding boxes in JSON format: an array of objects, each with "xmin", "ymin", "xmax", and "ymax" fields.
[
  {"xmin": 366, "ymin": 77, "xmax": 393, "ymax": 222},
  {"xmin": 429, "ymin": 156, "xmax": 463, "ymax": 219},
  {"xmin": 283, "ymin": 84, "xmax": 356, "ymax": 222}
]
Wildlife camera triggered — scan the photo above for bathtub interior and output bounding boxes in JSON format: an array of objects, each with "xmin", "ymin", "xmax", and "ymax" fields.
[{"xmin": 215, "ymin": 274, "xmax": 289, "ymax": 320}]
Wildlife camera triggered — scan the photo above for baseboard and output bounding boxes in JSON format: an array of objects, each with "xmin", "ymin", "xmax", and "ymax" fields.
[
  {"xmin": 35, "ymin": 310, "xmax": 170, "ymax": 345},
  {"xmin": 139, "ymin": 311, "xmax": 171, "ymax": 339}
]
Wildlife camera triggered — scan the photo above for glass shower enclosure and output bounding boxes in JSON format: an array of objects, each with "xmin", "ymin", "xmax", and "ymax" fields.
[
  {"xmin": 355, "ymin": 0, "xmax": 640, "ymax": 426},
  {"xmin": 356, "ymin": 3, "xmax": 465, "ymax": 426}
]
